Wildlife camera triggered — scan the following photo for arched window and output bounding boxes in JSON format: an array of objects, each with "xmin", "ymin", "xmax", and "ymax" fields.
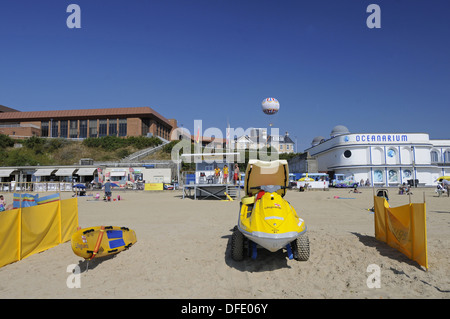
[
  {"xmin": 387, "ymin": 149, "xmax": 396, "ymax": 158},
  {"xmin": 445, "ymin": 150, "xmax": 450, "ymax": 163},
  {"xmin": 386, "ymin": 148, "xmax": 398, "ymax": 165},
  {"xmin": 431, "ymin": 151, "xmax": 439, "ymax": 163},
  {"xmin": 371, "ymin": 147, "xmax": 383, "ymax": 165}
]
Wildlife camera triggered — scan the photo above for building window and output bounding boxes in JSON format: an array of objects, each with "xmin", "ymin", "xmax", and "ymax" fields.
[
  {"xmin": 89, "ymin": 119, "xmax": 97, "ymax": 137},
  {"xmin": 118, "ymin": 118, "xmax": 127, "ymax": 137},
  {"xmin": 373, "ymin": 170, "xmax": 383, "ymax": 183},
  {"xmin": 41, "ymin": 121, "xmax": 49, "ymax": 137},
  {"xmin": 142, "ymin": 118, "xmax": 150, "ymax": 135},
  {"xmin": 388, "ymin": 170, "xmax": 398, "ymax": 183},
  {"xmin": 403, "ymin": 169, "xmax": 412, "ymax": 181},
  {"xmin": 344, "ymin": 150, "xmax": 352, "ymax": 158},
  {"xmin": 98, "ymin": 119, "xmax": 107, "ymax": 137},
  {"xmin": 70, "ymin": 120, "xmax": 78, "ymax": 138},
  {"xmin": 79, "ymin": 120, "xmax": 88, "ymax": 138},
  {"xmin": 387, "ymin": 149, "xmax": 396, "ymax": 158},
  {"xmin": 51, "ymin": 120, "xmax": 59, "ymax": 137},
  {"xmin": 431, "ymin": 151, "xmax": 439, "ymax": 163},
  {"xmin": 445, "ymin": 150, "xmax": 450, "ymax": 163},
  {"xmin": 60, "ymin": 120, "xmax": 68, "ymax": 138},
  {"xmin": 109, "ymin": 119, "xmax": 117, "ymax": 136}
]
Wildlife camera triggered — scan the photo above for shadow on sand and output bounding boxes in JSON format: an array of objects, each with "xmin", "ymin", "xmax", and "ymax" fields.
[
  {"xmin": 350, "ymin": 232, "xmax": 421, "ymax": 269},
  {"xmin": 222, "ymin": 229, "xmax": 293, "ymax": 272},
  {"xmin": 76, "ymin": 254, "xmax": 118, "ymax": 273}
]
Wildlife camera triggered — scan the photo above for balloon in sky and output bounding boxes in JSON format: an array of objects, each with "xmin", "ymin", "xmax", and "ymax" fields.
[{"xmin": 261, "ymin": 97, "xmax": 280, "ymax": 115}]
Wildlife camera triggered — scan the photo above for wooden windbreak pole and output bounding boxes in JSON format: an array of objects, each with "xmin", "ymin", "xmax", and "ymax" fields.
[
  {"xmin": 409, "ymin": 193, "xmax": 415, "ymax": 261},
  {"xmin": 423, "ymin": 191, "xmax": 428, "ymax": 271}
]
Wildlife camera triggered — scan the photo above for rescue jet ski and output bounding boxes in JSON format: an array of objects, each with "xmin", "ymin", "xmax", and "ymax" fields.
[{"xmin": 231, "ymin": 160, "xmax": 309, "ymax": 261}]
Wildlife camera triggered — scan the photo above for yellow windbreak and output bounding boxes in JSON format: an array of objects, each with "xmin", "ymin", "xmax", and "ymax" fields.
[
  {"xmin": 0, "ymin": 197, "xmax": 78, "ymax": 268},
  {"xmin": 373, "ymin": 196, "xmax": 428, "ymax": 269}
]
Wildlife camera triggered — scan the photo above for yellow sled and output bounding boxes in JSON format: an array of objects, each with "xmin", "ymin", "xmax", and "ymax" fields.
[
  {"xmin": 231, "ymin": 160, "xmax": 309, "ymax": 261},
  {"xmin": 71, "ymin": 226, "xmax": 137, "ymax": 260}
]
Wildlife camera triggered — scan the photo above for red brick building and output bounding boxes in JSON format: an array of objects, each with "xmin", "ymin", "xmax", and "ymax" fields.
[{"xmin": 0, "ymin": 105, "xmax": 177, "ymax": 140}]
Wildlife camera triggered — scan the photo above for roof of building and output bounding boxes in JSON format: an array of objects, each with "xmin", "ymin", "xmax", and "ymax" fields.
[
  {"xmin": 311, "ymin": 136, "xmax": 325, "ymax": 146},
  {"xmin": 0, "ymin": 105, "xmax": 20, "ymax": 113},
  {"xmin": 267, "ymin": 132, "xmax": 294, "ymax": 144},
  {"xmin": 330, "ymin": 125, "xmax": 350, "ymax": 137},
  {"xmin": 0, "ymin": 106, "xmax": 174, "ymax": 127}
]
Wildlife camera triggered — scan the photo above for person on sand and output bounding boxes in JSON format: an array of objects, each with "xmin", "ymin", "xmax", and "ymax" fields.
[
  {"xmin": 350, "ymin": 184, "xmax": 361, "ymax": 194},
  {"xmin": 436, "ymin": 182, "xmax": 445, "ymax": 196},
  {"xmin": 103, "ymin": 179, "xmax": 112, "ymax": 202},
  {"xmin": 404, "ymin": 183, "xmax": 412, "ymax": 195},
  {"xmin": 0, "ymin": 194, "xmax": 13, "ymax": 211},
  {"xmin": 399, "ymin": 183, "xmax": 405, "ymax": 195},
  {"xmin": 0, "ymin": 194, "xmax": 6, "ymax": 211}
]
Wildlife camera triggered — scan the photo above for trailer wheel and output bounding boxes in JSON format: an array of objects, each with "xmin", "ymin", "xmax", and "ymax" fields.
[
  {"xmin": 231, "ymin": 226, "xmax": 245, "ymax": 261},
  {"xmin": 292, "ymin": 234, "xmax": 310, "ymax": 261}
]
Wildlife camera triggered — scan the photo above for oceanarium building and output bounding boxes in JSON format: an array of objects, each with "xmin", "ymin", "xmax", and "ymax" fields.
[{"xmin": 305, "ymin": 125, "xmax": 450, "ymax": 187}]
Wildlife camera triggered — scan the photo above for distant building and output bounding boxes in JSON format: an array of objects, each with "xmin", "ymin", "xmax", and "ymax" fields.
[
  {"xmin": 305, "ymin": 125, "xmax": 450, "ymax": 186},
  {"xmin": 233, "ymin": 135, "xmax": 254, "ymax": 150},
  {"xmin": 229, "ymin": 128, "xmax": 268, "ymax": 150},
  {"xmin": 0, "ymin": 105, "xmax": 40, "ymax": 139},
  {"xmin": 268, "ymin": 132, "xmax": 295, "ymax": 154},
  {"xmin": 228, "ymin": 129, "xmax": 296, "ymax": 154},
  {"xmin": 287, "ymin": 152, "xmax": 318, "ymax": 174},
  {"xmin": 0, "ymin": 105, "xmax": 177, "ymax": 140}
]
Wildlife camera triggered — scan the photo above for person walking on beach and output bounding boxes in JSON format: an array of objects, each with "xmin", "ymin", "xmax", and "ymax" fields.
[
  {"xmin": 233, "ymin": 164, "xmax": 240, "ymax": 185},
  {"xmin": 103, "ymin": 179, "xmax": 112, "ymax": 201}
]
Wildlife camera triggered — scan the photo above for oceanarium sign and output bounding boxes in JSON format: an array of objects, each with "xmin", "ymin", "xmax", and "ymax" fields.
[{"xmin": 346, "ymin": 134, "xmax": 408, "ymax": 143}]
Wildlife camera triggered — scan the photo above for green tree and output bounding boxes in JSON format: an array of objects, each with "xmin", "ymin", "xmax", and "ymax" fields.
[{"xmin": 0, "ymin": 134, "xmax": 15, "ymax": 148}]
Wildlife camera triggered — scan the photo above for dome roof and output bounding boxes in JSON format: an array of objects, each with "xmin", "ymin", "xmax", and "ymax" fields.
[
  {"xmin": 311, "ymin": 136, "xmax": 325, "ymax": 146},
  {"xmin": 330, "ymin": 125, "xmax": 350, "ymax": 138}
]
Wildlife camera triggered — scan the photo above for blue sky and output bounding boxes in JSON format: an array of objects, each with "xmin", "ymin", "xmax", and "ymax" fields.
[{"xmin": 0, "ymin": 0, "xmax": 449, "ymax": 151}]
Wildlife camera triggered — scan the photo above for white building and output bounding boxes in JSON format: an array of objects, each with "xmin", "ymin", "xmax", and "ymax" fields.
[
  {"xmin": 230, "ymin": 129, "xmax": 295, "ymax": 154},
  {"xmin": 305, "ymin": 125, "xmax": 450, "ymax": 187},
  {"xmin": 230, "ymin": 128, "xmax": 267, "ymax": 150},
  {"xmin": 268, "ymin": 132, "xmax": 295, "ymax": 154}
]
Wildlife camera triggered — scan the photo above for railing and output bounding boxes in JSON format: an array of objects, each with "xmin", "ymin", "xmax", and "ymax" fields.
[
  {"xmin": 0, "ymin": 182, "xmax": 75, "ymax": 192},
  {"xmin": 121, "ymin": 141, "xmax": 169, "ymax": 162},
  {"xmin": 0, "ymin": 181, "xmax": 154, "ymax": 192}
]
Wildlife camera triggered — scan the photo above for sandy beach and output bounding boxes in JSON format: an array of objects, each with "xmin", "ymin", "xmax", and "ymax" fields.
[{"xmin": 0, "ymin": 187, "xmax": 449, "ymax": 299}]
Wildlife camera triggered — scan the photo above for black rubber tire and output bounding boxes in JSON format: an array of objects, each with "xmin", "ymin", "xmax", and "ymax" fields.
[
  {"xmin": 292, "ymin": 234, "xmax": 310, "ymax": 261},
  {"xmin": 231, "ymin": 226, "xmax": 245, "ymax": 261}
]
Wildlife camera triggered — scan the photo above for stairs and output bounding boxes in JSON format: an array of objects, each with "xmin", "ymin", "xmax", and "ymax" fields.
[
  {"xmin": 121, "ymin": 140, "xmax": 169, "ymax": 163},
  {"xmin": 226, "ymin": 185, "xmax": 241, "ymax": 200}
]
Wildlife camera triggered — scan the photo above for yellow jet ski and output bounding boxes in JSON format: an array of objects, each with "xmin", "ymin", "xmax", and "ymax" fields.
[{"xmin": 231, "ymin": 160, "xmax": 309, "ymax": 261}]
